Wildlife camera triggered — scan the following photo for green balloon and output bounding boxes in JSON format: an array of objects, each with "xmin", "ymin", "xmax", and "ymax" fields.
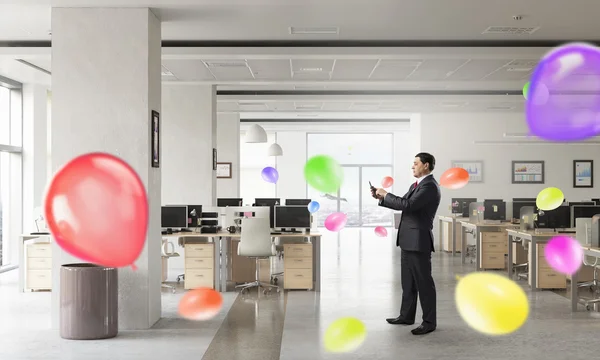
[
  {"xmin": 523, "ymin": 82, "xmax": 530, "ymax": 99},
  {"xmin": 304, "ymin": 155, "xmax": 344, "ymax": 194}
]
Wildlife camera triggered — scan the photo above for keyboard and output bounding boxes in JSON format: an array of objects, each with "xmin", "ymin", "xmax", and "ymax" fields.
[
  {"xmin": 270, "ymin": 232, "xmax": 282, "ymax": 235},
  {"xmin": 179, "ymin": 228, "xmax": 192, "ymax": 232}
]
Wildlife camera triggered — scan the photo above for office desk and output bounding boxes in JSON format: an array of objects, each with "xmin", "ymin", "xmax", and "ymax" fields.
[
  {"xmin": 438, "ymin": 215, "xmax": 466, "ymax": 255},
  {"xmin": 18, "ymin": 234, "xmax": 52, "ymax": 292},
  {"xmin": 458, "ymin": 221, "xmax": 518, "ymax": 270},
  {"xmin": 506, "ymin": 229, "xmax": 569, "ymax": 291},
  {"xmin": 163, "ymin": 231, "xmax": 322, "ymax": 292},
  {"xmin": 571, "ymin": 247, "xmax": 600, "ymax": 311}
]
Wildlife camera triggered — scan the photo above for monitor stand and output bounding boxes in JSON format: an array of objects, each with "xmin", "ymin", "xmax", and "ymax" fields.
[
  {"xmin": 282, "ymin": 228, "xmax": 301, "ymax": 234},
  {"xmin": 483, "ymin": 219, "xmax": 502, "ymax": 224}
]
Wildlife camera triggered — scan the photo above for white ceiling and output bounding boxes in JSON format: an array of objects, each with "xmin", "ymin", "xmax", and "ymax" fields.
[{"xmin": 1, "ymin": 0, "xmax": 600, "ymax": 41}]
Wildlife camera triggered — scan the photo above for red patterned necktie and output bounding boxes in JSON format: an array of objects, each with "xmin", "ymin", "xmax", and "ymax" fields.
[{"xmin": 413, "ymin": 181, "xmax": 418, "ymax": 189}]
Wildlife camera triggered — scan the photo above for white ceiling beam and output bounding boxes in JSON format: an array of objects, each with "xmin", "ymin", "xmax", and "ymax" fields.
[{"xmin": 218, "ymin": 94, "xmax": 524, "ymax": 102}]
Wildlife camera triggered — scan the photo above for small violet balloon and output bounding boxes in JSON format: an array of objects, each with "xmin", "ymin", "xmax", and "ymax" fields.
[
  {"xmin": 381, "ymin": 176, "xmax": 394, "ymax": 188},
  {"xmin": 44, "ymin": 152, "xmax": 148, "ymax": 268},
  {"xmin": 440, "ymin": 167, "xmax": 470, "ymax": 190},
  {"xmin": 374, "ymin": 226, "xmax": 388, "ymax": 237},
  {"xmin": 324, "ymin": 212, "xmax": 347, "ymax": 232},
  {"xmin": 261, "ymin": 166, "xmax": 279, "ymax": 184},
  {"xmin": 307, "ymin": 200, "xmax": 320, "ymax": 213},
  {"xmin": 544, "ymin": 236, "xmax": 583, "ymax": 275},
  {"xmin": 527, "ymin": 43, "xmax": 600, "ymax": 141}
]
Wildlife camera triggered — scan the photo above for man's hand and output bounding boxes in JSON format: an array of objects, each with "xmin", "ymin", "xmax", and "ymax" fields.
[{"xmin": 375, "ymin": 188, "xmax": 387, "ymax": 199}]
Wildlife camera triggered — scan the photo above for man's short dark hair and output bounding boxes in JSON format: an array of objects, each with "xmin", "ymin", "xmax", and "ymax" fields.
[{"xmin": 415, "ymin": 152, "xmax": 435, "ymax": 171}]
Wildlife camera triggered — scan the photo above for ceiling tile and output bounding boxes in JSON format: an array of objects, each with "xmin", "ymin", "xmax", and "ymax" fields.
[
  {"xmin": 370, "ymin": 59, "xmax": 422, "ymax": 80},
  {"xmin": 247, "ymin": 59, "xmax": 291, "ymax": 80},
  {"xmin": 267, "ymin": 102, "xmax": 295, "ymax": 111},
  {"xmin": 447, "ymin": 59, "xmax": 512, "ymax": 81},
  {"xmin": 217, "ymin": 102, "xmax": 239, "ymax": 111},
  {"xmin": 331, "ymin": 59, "xmax": 379, "ymax": 80},
  {"xmin": 291, "ymin": 59, "xmax": 335, "ymax": 73},
  {"xmin": 407, "ymin": 59, "xmax": 469, "ymax": 81},
  {"xmin": 162, "ymin": 59, "xmax": 215, "ymax": 81},
  {"xmin": 322, "ymin": 102, "xmax": 353, "ymax": 111}
]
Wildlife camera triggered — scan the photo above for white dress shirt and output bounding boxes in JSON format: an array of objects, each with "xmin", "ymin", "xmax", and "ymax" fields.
[{"xmin": 415, "ymin": 173, "xmax": 432, "ymax": 186}]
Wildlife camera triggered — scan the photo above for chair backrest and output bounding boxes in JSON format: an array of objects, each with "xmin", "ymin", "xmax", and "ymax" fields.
[{"xmin": 239, "ymin": 217, "xmax": 275, "ymax": 257}]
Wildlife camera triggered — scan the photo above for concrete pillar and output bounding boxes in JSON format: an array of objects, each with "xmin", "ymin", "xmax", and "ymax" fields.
[
  {"xmin": 22, "ymin": 84, "xmax": 48, "ymax": 233},
  {"xmin": 50, "ymin": 7, "xmax": 162, "ymax": 330},
  {"xmin": 162, "ymin": 84, "xmax": 217, "ymax": 205},
  {"xmin": 216, "ymin": 113, "xmax": 240, "ymax": 199}
]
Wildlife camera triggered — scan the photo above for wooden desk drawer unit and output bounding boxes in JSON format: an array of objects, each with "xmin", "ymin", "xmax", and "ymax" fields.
[
  {"xmin": 532, "ymin": 243, "xmax": 566, "ymax": 289},
  {"xmin": 26, "ymin": 243, "xmax": 52, "ymax": 291},
  {"xmin": 184, "ymin": 243, "xmax": 214, "ymax": 290},
  {"xmin": 284, "ymin": 243, "xmax": 313, "ymax": 290},
  {"xmin": 480, "ymin": 232, "xmax": 507, "ymax": 270}
]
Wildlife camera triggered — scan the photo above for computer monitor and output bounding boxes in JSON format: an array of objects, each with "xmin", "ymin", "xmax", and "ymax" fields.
[
  {"xmin": 592, "ymin": 198, "xmax": 600, "ymax": 205},
  {"xmin": 186, "ymin": 205, "xmax": 202, "ymax": 227},
  {"xmin": 255, "ymin": 198, "xmax": 281, "ymax": 228},
  {"xmin": 571, "ymin": 205, "xmax": 600, "ymax": 228},
  {"xmin": 483, "ymin": 199, "xmax": 506, "ymax": 221},
  {"xmin": 512, "ymin": 198, "xmax": 536, "ymax": 202},
  {"xmin": 217, "ymin": 198, "xmax": 243, "ymax": 207},
  {"xmin": 569, "ymin": 201, "xmax": 596, "ymax": 207},
  {"xmin": 161, "ymin": 206, "xmax": 188, "ymax": 228},
  {"xmin": 285, "ymin": 199, "xmax": 312, "ymax": 206},
  {"xmin": 537, "ymin": 205, "xmax": 571, "ymax": 229},
  {"xmin": 451, "ymin": 198, "xmax": 477, "ymax": 217},
  {"xmin": 274, "ymin": 206, "xmax": 311, "ymax": 230},
  {"xmin": 512, "ymin": 201, "xmax": 537, "ymax": 220}
]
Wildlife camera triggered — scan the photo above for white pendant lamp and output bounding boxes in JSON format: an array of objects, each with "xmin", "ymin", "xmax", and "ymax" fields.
[
  {"xmin": 245, "ymin": 124, "xmax": 268, "ymax": 143},
  {"xmin": 267, "ymin": 143, "xmax": 283, "ymax": 156}
]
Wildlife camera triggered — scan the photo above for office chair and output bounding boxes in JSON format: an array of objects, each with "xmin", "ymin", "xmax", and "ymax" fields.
[
  {"xmin": 270, "ymin": 237, "xmax": 285, "ymax": 285},
  {"xmin": 577, "ymin": 255, "xmax": 600, "ymax": 311},
  {"xmin": 235, "ymin": 217, "xmax": 280, "ymax": 295},
  {"xmin": 161, "ymin": 239, "xmax": 179, "ymax": 293}
]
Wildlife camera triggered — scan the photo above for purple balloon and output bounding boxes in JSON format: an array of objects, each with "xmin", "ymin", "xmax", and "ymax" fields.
[
  {"xmin": 544, "ymin": 236, "xmax": 583, "ymax": 275},
  {"xmin": 526, "ymin": 43, "xmax": 600, "ymax": 141},
  {"xmin": 261, "ymin": 166, "xmax": 279, "ymax": 184}
]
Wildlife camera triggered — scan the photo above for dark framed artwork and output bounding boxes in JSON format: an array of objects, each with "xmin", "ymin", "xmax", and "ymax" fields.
[
  {"xmin": 574, "ymin": 160, "xmax": 593, "ymax": 188},
  {"xmin": 151, "ymin": 110, "xmax": 160, "ymax": 168},
  {"xmin": 512, "ymin": 161, "xmax": 544, "ymax": 184},
  {"xmin": 216, "ymin": 162, "xmax": 232, "ymax": 178},
  {"xmin": 212, "ymin": 148, "xmax": 217, "ymax": 170}
]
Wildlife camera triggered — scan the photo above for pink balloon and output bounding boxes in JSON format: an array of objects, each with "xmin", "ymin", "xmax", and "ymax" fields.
[
  {"xmin": 381, "ymin": 176, "xmax": 394, "ymax": 188},
  {"xmin": 324, "ymin": 212, "xmax": 347, "ymax": 232},
  {"xmin": 244, "ymin": 212, "xmax": 253, "ymax": 217},
  {"xmin": 374, "ymin": 226, "xmax": 388, "ymax": 237},
  {"xmin": 544, "ymin": 236, "xmax": 583, "ymax": 275},
  {"xmin": 44, "ymin": 153, "xmax": 148, "ymax": 268}
]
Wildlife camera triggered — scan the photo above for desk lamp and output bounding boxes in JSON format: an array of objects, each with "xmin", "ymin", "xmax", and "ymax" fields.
[{"xmin": 190, "ymin": 209, "xmax": 199, "ymax": 232}]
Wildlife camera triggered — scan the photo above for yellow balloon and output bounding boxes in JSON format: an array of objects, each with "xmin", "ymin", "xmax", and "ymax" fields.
[
  {"xmin": 455, "ymin": 272, "xmax": 529, "ymax": 335},
  {"xmin": 536, "ymin": 187, "xmax": 564, "ymax": 211},
  {"xmin": 323, "ymin": 317, "xmax": 366, "ymax": 353}
]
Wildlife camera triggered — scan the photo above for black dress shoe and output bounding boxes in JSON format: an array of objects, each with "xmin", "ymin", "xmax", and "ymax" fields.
[
  {"xmin": 411, "ymin": 325, "xmax": 436, "ymax": 335},
  {"xmin": 386, "ymin": 316, "xmax": 414, "ymax": 325}
]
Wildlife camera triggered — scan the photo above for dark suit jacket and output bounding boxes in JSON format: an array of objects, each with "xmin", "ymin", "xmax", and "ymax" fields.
[{"xmin": 379, "ymin": 175, "xmax": 441, "ymax": 252}]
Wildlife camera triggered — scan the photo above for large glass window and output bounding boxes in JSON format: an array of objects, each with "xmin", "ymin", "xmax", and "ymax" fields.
[
  {"xmin": 307, "ymin": 133, "xmax": 394, "ymax": 227},
  {"xmin": 240, "ymin": 132, "xmax": 277, "ymax": 204},
  {"xmin": 0, "ymin": 80, "xmax": 23, "ymax": 270}
]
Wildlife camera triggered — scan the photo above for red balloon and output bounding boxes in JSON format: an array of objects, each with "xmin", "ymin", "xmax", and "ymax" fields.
[
  {"xmin": 178, "ymin": 287, "xmax": 223, "ymax": 321},
  {"xmin": 381, "ymin": 176, "xmax": 394, "ymax": 188},
  {"xmin": 44, "ymin": 153, "xmax": 148, "ymax": 268},
  {"xmin": 440, "ymin": 167, "xmax": 470, "ymax": 190}
]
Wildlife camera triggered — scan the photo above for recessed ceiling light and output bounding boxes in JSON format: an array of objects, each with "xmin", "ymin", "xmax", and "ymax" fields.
[
  {"xmin": 298, "ymin": 67, "xmax": 323, "ymax": 72},
  {"xmin": 289, "ymin": 27, "xmax": 339, "ymax": 35},
  {"xmin": 507, "ymin": 67, "xmax": 533, "ymax": 72},
  {"xmin": 204, "ymin": 61, "xmax": 247, "ymax": 68},
  {"xmin": 482, "ymin": 26, "xmax": 540, "ymax": 35},
  {"xmin": 161, "ymin": 71, "xmax": 174, "ymax": 76}
]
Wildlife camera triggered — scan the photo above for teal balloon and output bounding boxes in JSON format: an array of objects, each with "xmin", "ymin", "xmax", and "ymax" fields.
[
  {"xmin": 307, "ymin": 201, "xmax": 320, "ymax": 213},
  {"xmin": 304, "ymin": 155, "xmax": 344, "ymax": 194}
]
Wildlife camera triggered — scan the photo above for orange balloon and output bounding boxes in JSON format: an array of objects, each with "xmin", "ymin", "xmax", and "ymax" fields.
[
  {"xmin": 44, "ymin": 153, "xmax": 148, "ymax": 268},
  {"xmin": 440, "ymin": 167, "xmax": 470, "ymax": 190},
  {"xmin": 178, "ymin": 288, "xmax": 223, "ymax": 321},
  {"xmin": 381, "ymin": 176, "xmax": 394, "ymax": 188}
]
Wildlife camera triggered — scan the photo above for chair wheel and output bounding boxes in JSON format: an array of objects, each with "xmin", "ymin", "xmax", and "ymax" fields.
[
  {"xmin": 276, "ymin": 288, "xmax": 281, "ymax": 293},
  {"xmin": 587, "ymin": 305, "xmax": 592, "ymax": 311},
  {"xmin": 273, "ymin": 278, "xmax": 278, "ymax": 285},
  {"xmin": 241, "ymin": 288, "xmax": 249, "ymax": 295},
  {"xmin": 263, "ymin": 289, "xmax": 269, "ymax": 295},
  {"xmin": 176, "ymin": 278, "xmax": 181, "ymax": 284}
]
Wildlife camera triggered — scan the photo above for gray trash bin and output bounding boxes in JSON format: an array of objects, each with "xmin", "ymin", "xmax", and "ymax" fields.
[{"xmin": 60, "ymin": 263, "xmax": 118, "ymax": 340}]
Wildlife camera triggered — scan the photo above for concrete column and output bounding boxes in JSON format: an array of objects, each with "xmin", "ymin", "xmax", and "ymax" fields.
[
  {"xmin": 216, "ymin": 113, "xmax": 240, "ymax": 199},
  {"xmin": 22, "ymin": 84, "xmax": 48, "ymax": 233},
  {"xmin": 50, "ymin": 7, "xmax": 162, "ymax": 330},
  {"xmin": 162, "ymin": 84, "xmax": 217, "ymax": 205}
]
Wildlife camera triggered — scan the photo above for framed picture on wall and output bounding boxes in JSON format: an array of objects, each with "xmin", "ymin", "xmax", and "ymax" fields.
[
  {"xmin": 151, "ymin": 110, "xmax": 160, "ymax": 168},
  {"xmin": 512, "ymin": 161, "xmax": 544, "ymax": 184},
  {"xmin": 216, "ymin": 162, "xmax": 232, "ymax": 179},
  {"xmin": 574, "ymin": 160, "xmax": 593, "ymax": 188},
  {"xmin": 451, "ymin": 160, "xmax": 483, "ymax": 182}
]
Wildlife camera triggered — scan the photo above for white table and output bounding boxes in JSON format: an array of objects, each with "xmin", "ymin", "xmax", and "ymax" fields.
[{"xmin": 18, "ymin": 233, "xmax": 51, "ymax": 292}]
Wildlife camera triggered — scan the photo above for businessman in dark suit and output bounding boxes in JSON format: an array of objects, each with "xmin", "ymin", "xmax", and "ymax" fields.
[{"xmin": 371, "ymin": 152, "xmax": 441, "ymax": 335}]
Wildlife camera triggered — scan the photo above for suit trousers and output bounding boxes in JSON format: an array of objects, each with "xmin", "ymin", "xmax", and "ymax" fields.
[{"xmin": 399, "ymin": 249, "xmax": 437, "ymax": 327}]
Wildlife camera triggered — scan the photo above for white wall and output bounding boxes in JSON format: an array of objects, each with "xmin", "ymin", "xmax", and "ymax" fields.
[
  {"xmin": 275, "ymin": 131, "xmax": 307, "ymax": 199},
  {"xmin": 420, "ymin": 112, "xmax": 600, "ymax": 238},
  {"xmin": 216, "ymin": 113, "xmax": 240, "ymax": 198}
]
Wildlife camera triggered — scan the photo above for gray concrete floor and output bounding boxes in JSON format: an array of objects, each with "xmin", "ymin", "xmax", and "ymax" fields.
[{"xmin": 1, "ymin": 228, "xmax": 599, "ymax": 360}]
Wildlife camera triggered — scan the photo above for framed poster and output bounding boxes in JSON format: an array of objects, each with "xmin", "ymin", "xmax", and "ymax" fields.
[
  {"xmin": 216, "ymin": 162, "xmax": 232, "ymax": 178},
  {"xmin": 212, "ymin": 149, "xmax": 217, "ymax": 170},
  {"xmin": 151, "ymin": 110, "xmax": 160, "ymax": 168},
  {"xmin": 574, "ymin": 160, "xmax": 593, "ymax": 188},
  {"xmin": 512, "ymin": 161, "xmax": 544, "ymax": 184},
  {"xmin": 451, "ymin": 160, "xmax": 483, "ymax": 182}
]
